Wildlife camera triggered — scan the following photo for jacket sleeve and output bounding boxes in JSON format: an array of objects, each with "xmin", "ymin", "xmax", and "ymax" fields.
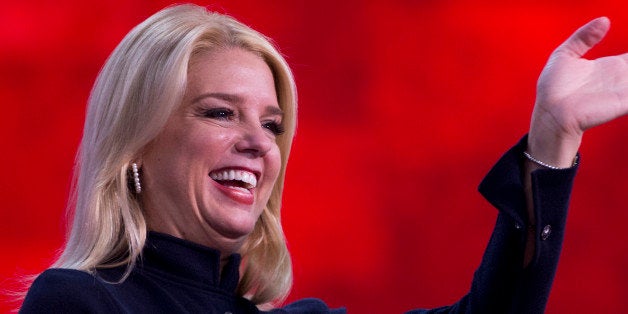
[{"xmin": 406, "ymin": 135, "xmax": 578, "ymax": 314}]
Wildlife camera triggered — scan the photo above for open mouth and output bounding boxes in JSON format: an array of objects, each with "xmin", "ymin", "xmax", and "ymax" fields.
[{"xmin": 209, "ymin": 169, "xmax": 258, "ymax": 193}]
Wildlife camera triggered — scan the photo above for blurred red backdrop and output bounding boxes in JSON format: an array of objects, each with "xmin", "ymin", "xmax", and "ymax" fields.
[{"xmin": 1, "ymin": 1, "xmax": 627, "ymax": 313}]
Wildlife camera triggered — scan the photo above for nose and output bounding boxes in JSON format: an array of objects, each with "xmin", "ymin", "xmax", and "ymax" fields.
[{"xmin": 234, "ymin": 124, "xmax": 273, "ymax": 158}]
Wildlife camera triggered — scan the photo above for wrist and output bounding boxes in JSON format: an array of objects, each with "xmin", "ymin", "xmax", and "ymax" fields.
[{"xmin": 528, "ymin": 111, "xmax": 582, "ymax": 168}]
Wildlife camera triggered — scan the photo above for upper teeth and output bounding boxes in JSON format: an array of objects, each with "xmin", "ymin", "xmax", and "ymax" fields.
[{"xmin": 210, "ymin": 169, "xmax": 257, "ymax": 188}]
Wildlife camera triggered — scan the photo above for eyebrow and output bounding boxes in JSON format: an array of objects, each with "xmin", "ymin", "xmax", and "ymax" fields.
[
  {"xmin": 265, "ymin": 106, "xmax": 284, "ymax": 117},
  {"xmin": 192, "ymin": 92, "xmax": 242, "ymax": 104},
  {"xmin": 193, "ymin": 92, "xmax": 284, "ymax": 117}
]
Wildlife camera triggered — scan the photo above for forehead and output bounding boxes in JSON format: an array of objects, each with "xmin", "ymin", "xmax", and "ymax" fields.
[
  {"xmin": 186, "ymin": 47, "xmax": 275, "ymax": 96},
  {"xmin": 182, "ymin": 48, "xmax": 282, "ymax": 116}
]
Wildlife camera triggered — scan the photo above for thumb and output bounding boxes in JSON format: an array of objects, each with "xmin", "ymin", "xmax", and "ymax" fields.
[{"xmin": 555, "ymin": 17, "xmax": 611, "ymax": 58}]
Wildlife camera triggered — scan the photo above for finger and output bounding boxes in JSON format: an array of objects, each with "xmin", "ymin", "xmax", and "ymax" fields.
[{"xmin": 555, "ymin": 16, "xmax": 611, "ymax": 58}]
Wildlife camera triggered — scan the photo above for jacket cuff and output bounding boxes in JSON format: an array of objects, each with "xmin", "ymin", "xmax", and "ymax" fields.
[{"xmin": 478, "ymin": 134, "xmax": 578, "ymax": 231}]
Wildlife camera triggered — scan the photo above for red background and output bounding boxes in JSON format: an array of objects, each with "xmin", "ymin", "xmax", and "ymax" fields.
[{"xmin": 1, "ymin": 1, "xmax": 627, "ymax": 313}]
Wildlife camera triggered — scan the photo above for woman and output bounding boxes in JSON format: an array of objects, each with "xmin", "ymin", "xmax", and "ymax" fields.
[{"xmin": 19, "ymin": 3, "xmax": 628, "ymax": 313}]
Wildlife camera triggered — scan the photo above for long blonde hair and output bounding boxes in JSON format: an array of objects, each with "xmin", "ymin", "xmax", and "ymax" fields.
[{"xmin": 54, "ymin": 4, "xmax": 296, "ymax": 305}]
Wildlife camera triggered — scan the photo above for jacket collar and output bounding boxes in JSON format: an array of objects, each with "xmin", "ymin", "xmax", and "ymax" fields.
[{"xmin": 139, "ymin": 231, "xmax": 242, "ymax": 293}]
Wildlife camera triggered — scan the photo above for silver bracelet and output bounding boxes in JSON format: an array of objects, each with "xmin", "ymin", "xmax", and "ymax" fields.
[{"xmin": 523, "ymin": 151, "xmax": 579, "ymax": 170}]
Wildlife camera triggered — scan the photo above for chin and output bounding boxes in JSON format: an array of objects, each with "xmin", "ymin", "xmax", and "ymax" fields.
[{"xmin": 211, "ymin": 214, "xmax": 260, "ymax": 240}]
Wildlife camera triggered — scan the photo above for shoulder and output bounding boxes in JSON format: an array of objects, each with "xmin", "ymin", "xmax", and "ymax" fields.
[
  {"xmin": 268, "ymin": 298, "xmax": 346, "ymax": 314},
  {"xmin": 20, "ymin": 268, "xmax": 118, "ymax": 313}
]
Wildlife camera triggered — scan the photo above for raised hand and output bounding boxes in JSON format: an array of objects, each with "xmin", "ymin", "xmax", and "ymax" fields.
[{"xmin": 528, "ymin": 17, "xmax": 628, "ymax": 167}]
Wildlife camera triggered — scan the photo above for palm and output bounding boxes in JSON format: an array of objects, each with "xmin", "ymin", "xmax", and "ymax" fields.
[{"xmin": 537, "ymin": 52, "xmax": 628, "ymax": 134}]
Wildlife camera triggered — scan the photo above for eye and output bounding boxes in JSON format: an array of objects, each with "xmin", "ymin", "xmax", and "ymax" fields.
[
  {"xmin": 262, "ymin": 121, "xmax": 285, "ymax": 136},
  {"xmin": 201, "ymin": 108, "xmax": 235, "ymax": 120}
]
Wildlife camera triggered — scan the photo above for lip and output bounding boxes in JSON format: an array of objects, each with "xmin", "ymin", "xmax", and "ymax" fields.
[
  {"xmin": 210, "ymin": 179, "xmax": 255, "ymax": 205},
  {"xmin": 208, "ymin": 166, "xmax": 261, "ymax": 206}
]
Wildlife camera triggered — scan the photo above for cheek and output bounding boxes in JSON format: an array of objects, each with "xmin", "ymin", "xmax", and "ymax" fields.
[
  {"xmin": 186, "ymin": 128, "xmax": 235, "ymax": 157},
  {"xmin": 266, "ymin": 147, "xmax": 283, "ymax": 183}
]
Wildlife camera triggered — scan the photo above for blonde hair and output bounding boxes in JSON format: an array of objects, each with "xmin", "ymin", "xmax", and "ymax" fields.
[{"xmin": 53, "ymin": 4, "xmax": 296, "ymax": 305}]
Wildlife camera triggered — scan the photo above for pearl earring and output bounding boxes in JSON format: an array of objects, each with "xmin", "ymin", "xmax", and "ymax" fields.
[{"xmin": 132, "ymin": 163, "xmax": 142, "ymax": 194}]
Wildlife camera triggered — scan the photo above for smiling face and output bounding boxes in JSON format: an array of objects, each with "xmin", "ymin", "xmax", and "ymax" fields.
[{"xmin": 141, "ymin": 47, "xmax": 283, "ymax": 254}]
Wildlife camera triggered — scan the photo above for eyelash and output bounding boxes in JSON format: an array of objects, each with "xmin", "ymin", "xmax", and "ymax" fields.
[
  {"xmin": 202, "ymin": 108, "xmax": 235, "ymax": 120},
  {"xmin": 263, "ymin": 121, "xmax": 285, "ymax": 136},
  {"xmin": 201, "ymin": 107, "xmax": 285, "ymax": 136}
]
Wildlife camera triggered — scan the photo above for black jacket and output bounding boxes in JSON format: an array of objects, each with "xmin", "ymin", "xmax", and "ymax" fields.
[{"xmin": 20, "ymin": 136, "xmax": 578, "ymax": 313}]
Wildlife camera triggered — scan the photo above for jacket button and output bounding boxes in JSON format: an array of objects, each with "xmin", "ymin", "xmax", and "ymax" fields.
[{"xmin": 541, "ymin": 225, "xmax": 552, "ymax": 241}]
